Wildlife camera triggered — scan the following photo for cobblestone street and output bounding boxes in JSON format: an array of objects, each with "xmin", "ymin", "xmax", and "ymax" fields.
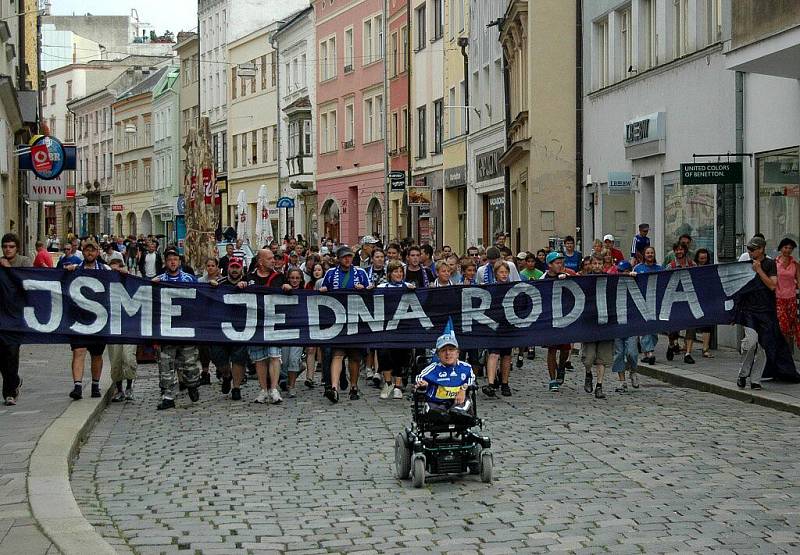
[{"xmin": 71, "ymin": 359, "xmax": 800, "ymax": 554}]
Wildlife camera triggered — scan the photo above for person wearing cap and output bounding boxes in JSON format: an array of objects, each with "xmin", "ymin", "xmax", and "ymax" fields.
[
  {"xmin": 477, "ymin": 246, "xmax": 521, "ymax": 284},
  {"xmin": 358, "ymin": 235, "xmax": 379, "ymax": 267},
  {"xmin": 736, "ymin": 235, "xmax": 800, "ymax": 388},
  {"xmin": 610, "ymin": 260, "xmax": 640, "ymax": 391},
  {"xmin": 151, "ymin": 249, "xmax": 201, "ymax": 410},
  {"xmin": 539, "ymin": 252, "xmax": 577, "ymax": 391},
  {"xmin": 320, "ymin": 245, "xmax": 370, "ymax": 403},
  {"xmin": 603, "ymin": 235, "xmax": 625, "ymax": 263},
  {"xmin": 630, "ymin": 223, "xmax": 651, "ymax": 264},
  {"xmin": 63, "ymin": 238, "xmax": 110, "ymax": 401},
  {"xmin": 415, "ymin": 333, "xmax": 475, "ymax": 412}
]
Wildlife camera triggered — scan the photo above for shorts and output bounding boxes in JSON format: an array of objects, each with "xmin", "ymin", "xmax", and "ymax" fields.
[
  {"xmin": 248, "ymin": 345, "xmax": 282, "ymax": 362},
  {"xmin": 581, "ymin": 341, "xmax": 614, "ymax": 367},
  {"xmin": 489, "ymin": 347, "xmax": 513, "ymax": 357},
  {"xmin": 546, "ymin": 344, "xmax": 571, "ymax": 352},
  {"xmin": 332, "ymin": 347, "xmax": 365, "ymax": 361},
  {"xmin": 377, "ymin": 349, "xmax": 410, "ymax": 372},
  {"xmin": 209, "ymin": 344, "xmax": 249, "ymax": 367},
  {"xmin": 70, "ymin": 342, "xmax": 106, "ymax": 357},
  {"xmin": 281, "ymin": 346, "xmax": 303, "ymax": 374}
]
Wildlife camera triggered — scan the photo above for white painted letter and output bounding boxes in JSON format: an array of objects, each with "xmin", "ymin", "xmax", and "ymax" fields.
[
  {"xmin": 264, "ymin": 294, "xmax": 300, "ymax": 341},
  {"xmin": 502, "ymin": 283, "xmax": 542, "ymax": 328},
  {"xmin": 22, "ymin": 279, "xmax": 62, "ymax": 333},
  {"xmin": 221, "ymin": 293, "xmax": 257, "ymax": 341},
  {"xmin": 160, "ymin": 287, "xmax": 196, "ymax": 338},
  {"xmin": 616, "ymin": 274, "xmax": 657, "ymax": 325},
  {"xmin": 552, "ymin": 280, "xmax": 585, "ymax": 328},
  {"xmin": 69, "ymin": 277, "xmax": 108, "ymax": 335},
  {"xmin": 109, "ymin": 283, "xmax": 153, "ymax": 336},
  {"xmin": 659, "ymin": 269, "xmax": 704, "ymax": 321},
  {"xmin": 461, "ymin": 288, "xmax": 498, "ymax": 332},
  {"xmin": 347, "ymin": 294, "xmax": 384, "ymax": 335},
  {"xmin": 307, "ymin": 295, "xmax": 346, "ymax": 340},
  {"xmin": 385, "ymin": 293, "xmax": 433, "ymax": 331}
]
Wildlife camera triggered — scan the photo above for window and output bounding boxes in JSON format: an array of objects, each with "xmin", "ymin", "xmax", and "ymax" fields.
[
  {"xmin": 241, "ymin": 134, "xmax": 247, "ymax": 167},
  {"xmin": 49, "ymin": 117, "xmax": 56, "ymax": 135},
  {"xmin": 232, "ymin": 133, "xmax": 238, "ymax": 168},
  {"xmin": 345, "ymin": 101, "xmax": 354, "ymax": 147},
  {"xmin": 272, "ymin": 126, "xmax": 277, "ymax": 161},
  {"xmin": 131, "ymin": 162, "xmax": 138, "ymax": 191},
  {"xmin": 303, "ymin": 120, "xmax": 312, "ymax": 155},
  {"xmin": 66, "ymin": 80, "xmax": 72, "ymax": 100},
  {"xmin": 319, "ymin": 36, "xmax": 337, "ymax": 80},
  {"xmin": 376, "ymin": 94, "xmax": 384, "ymax": 139},
  {"xmin": 757, "ymin": 150, "xmax": 800, "ymax": 255},
  {"xmin": 364, "ymin": 98, "xmax": 373, "ymax": 143},
  {"xmin": 400, "ymin": 25, "xmax": 409, "ymax": 72},
  {"xmin": 321, "ymin": 113, "xmax": 328, "ymax": 152},
  {"xmin": 251, "ymin": 131, "xmax": 257, "ymax": 164},
  {"xmin": 433, "ymin": 0, "xmax": 443, "ymax": 40},
  {"xmin": 433, "ymin": 99, "xmax": 443, "ymax": 153},
  {"xmin": 320, "ymin": 108, "xmax": 337, "ymax": 153},
  {"xmin": 292, "ymin": 59, "xmax": 299, "ymax": 90},
  {"xmin": 673, "ymin": 0, "xmax": 689, "ymax": 59},
  {"xmin": 364, "ymin": 19, "xmax": 374, "ymax": 63},
  {"xmin": 345, "ymin": 27, "xmax": 354, "ymax": 71},
  {"xmin": 596, "ymin": 19, "xmax": 609, "ymax": 88},
  {"xmin": 41, "ymin": 87, "xmax": 46, "ymax": 106},
  {"xmin": 391, "ymin": 111, "xmax": 398, "ymax": 152},
  {"xmin": 250, "ymin": 60, "xmax": 257, "ymax": 93},
  {"xmin": 363, "ymin": 15, "xmax": 382, "ymax": 65},
  {"xmin": 400, "ymin": 107, "xmax": 408, "ymax": 150},
  {"xmin": 448, "ymin": 87, "xmax": 457, "ymax": 138},
  {"xmin": 285, "ymin": 63, "xmax": 291, "ymax": 92},
  {"xmin": 391, "ymin": 32, "xmax": 398, "ymax": 76},
  {"xmin": 457, "ymin": 0, "xmax": 464, "ymax": 31},
  {"xmin": 619, "ymin": 7, "xmax": 632, "ymax": 80},
  {"xmin": 706, "ymin": 0, "xmax": 722, "ymax": 45},
  {"xmin": 50, "ymin": 85, "xmax": 55, "ymax": 104},
  {"xmin": 417, "ymin": 105, "xmax": 426, "ymax": 158},
  {"xmin": 231, "ymin": 67, "xmax": 237, "ymax": 99},
  {"xmin": 144, "ymin": 160, "xmax": 151, "ymax": 188},
  {"xmin": 416, "ymin": 5, "xmax": 427, "ymax": 50},
  {"xmin": 261, "ymin": 54, "xmax": 267, "ymax": 89},
  {"xmin": 271, "ymin": 51, "xmax": 277, "ymax": 87},
  {"xmin": 642, "ymin": 0, "xmax": 657, "ymax": 69},
  {"xmin": 377, "ymin": 15, "xmax": 384, "ymax": 60},
  {"xmin": 262, "ymin": 127, "xmax": 269, "ymax": 163},
  {"xmin": 289, "ymin": 121, "xmax": 299, "ymax": 156},
  {"xmin": 301, "ymin": 54, "xmax": 307, "ymax": 87}
]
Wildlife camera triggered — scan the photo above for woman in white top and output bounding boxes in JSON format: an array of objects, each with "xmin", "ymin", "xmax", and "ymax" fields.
[{"xmin": 376, "ymin": 260, "xmax": 416, "ymax": 399}]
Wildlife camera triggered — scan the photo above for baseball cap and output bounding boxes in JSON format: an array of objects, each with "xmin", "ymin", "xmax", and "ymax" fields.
[
  {"xmin": 320, "ymin": 246, "xmax": 330, "ymax": 255},
  {"xmin": 746, "ymin": 235, "xmax": 766, "ymax": 250},
  {"xmin": 163, "ymin": 247, "xmax": 180, "ymax": 259},
  {"xmin": 435, "ymin": 332, "xmax": 459, "ymax": 352},
  {"xmin": 336, "ymin": 245, "xmax": 354, "ymax": 258},
  {"xmin": 362, "ymin": 235, "xmax": 379, "ymax": 245},
  {"xmin": 83, "ymin": 238, "xmax": 99, "ymax": 249},
  {"xmin": 516, "ymin": 251, "xmax": 528, "ymax": 260},
  {"xmin": 603, "ymin": 234, "xmax": 615, "ymax": 242},
  {"xmin": 546, "ymin": 251, "xmax": 564, "ymax": 264},
  {"xmin": 486, "ymin": 246, "xmax": 501, "ymax": 260},
  {"xmin": 228, "ymin": 257, "xmax": 243, "ymax": 268},
  {"xmin": 638, "ymin": 223, "xmax": 650, "ymax": 230},
  {"xmin": 616, "ymin": 260, "xmax": 632, "ymax": 272}
]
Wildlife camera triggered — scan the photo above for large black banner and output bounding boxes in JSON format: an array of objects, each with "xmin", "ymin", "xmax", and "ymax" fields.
[{"xmin": 0, "ymin": 263, "xmax": 758, "ymax": 348}]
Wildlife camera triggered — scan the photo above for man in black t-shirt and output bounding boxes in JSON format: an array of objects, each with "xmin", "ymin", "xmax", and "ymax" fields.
[{"xmin": 403, "ymin": 245, "xmax": 434, "ymax": 288}]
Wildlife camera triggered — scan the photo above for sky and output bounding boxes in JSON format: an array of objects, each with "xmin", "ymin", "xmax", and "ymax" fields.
[{"xmin": 50, "ymin": 0, "xmax": 198, "ymax": 36}]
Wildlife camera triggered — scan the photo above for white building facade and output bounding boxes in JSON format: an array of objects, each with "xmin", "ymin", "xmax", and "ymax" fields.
[
  {"xmin": 275, "ymin": 6, "xmax": 316, "ymax": 244},
  {"xmin": 152, "ymin": 66, "xmax": 181, "ymax": 241},
  {"xmin": 466, "ymin": 0, "xmax": 506, "ymax": 248}
]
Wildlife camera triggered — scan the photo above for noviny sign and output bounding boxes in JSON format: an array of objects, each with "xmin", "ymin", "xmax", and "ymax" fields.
[{"xmin": 26, "ymin": 173, "xmax": 67, "ymax": 201}]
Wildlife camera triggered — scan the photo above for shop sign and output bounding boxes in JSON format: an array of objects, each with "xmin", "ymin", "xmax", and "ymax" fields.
[
  {"xmin": 764, "ymin": 161, "xmax": 799, "ymax": 184},
  {"xmin": 444, "ymin": 165, "xmax": 466, "ymax": 188},
  {"xmin": 608, "ymin": 171, "xmax": 633, "ymax": 195},
  {"xmin": 111, "ymin": 204, "xmax": 124, "ymax": 212},
  {"xmin": 407, "ymin": 186, "xmax": 432, "ymax": 206},
  {"xmin": 476, "ymin": 148, "xmax": 504, "ymax": 182},
  {"xmin": 28, "ymin": 136, "xmax": 66, "ymax": 180},
  {"xmin": 84, "ymin": 205, "xmax": 100, "ymax": 214},
  {"xmin": 680, "ymin": 162, "xmax": 742, "ymax": 185},
  {"xmin": 389, "ymin": 170, "xmax": 405, "ymax": 192},
  {"xmin": 624, "ymin": 112, "xmax": 666, "ymax": 160},
  {"xmin": 277, "ymin": 197, "xmax": 295, "ymax": 208},
  {"xmin": 488, "ymin": 195, "xmax": 505, "ymax": 208},
  {"xmin": 27, "ymin": 174, "xmax": 67, "ymax": 201}
]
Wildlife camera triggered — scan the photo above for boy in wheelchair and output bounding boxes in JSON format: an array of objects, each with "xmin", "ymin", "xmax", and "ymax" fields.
[{"xmin": 414, "ymin": 333, "xmax": 476, "ymax": 426}]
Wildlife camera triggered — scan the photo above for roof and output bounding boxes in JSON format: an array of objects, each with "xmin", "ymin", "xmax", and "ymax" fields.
[
  {"xmin": 115, "ymin": 66, "xmax": 170, "ymax": 102},
  {"xmin": 276, "ymin": 6, "xmax": 313, "ymax": 36},
  {"xmin": 153, "ymin": 67, "xmax": 180, "ymax": 98}
]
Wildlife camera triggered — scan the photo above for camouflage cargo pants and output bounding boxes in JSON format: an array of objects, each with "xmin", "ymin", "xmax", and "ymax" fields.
[{"xmin": 158, "ymin": 345, "xmax": 200, "ymax": 398}]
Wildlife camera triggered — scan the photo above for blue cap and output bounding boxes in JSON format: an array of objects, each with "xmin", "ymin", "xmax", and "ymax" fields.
[
  {"xmin": 435, "ymin": 333, "xmax": 459, "ymax": 352},
  {"xmin": 545, "ymin": 251, "xmax": 564, "ymax": 264},
  {"xmin": 617, "ymin": 260, "xmax": 632, "ymax": 272}
]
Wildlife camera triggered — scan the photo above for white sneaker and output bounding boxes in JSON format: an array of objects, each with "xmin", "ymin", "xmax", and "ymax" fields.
[
  {"xmin": 4, "ymin": 396, "xmax": 16, "ymax": 406},
  {"xmin": 392, "ymin": 387, "xmax": 403, "ymax": 400},
  {"xmin": 365, "ymin": 367, "xmax": 375, "ymax": 380},
  {"xmin": 630, "ymin": 372, "xmax": 640, "ymax": 388},
  {"xmin": 379, "ymin": 382, "xmax": 393, "ymax": 399},
  {"xmin": 288, "ymin": 387, "xmax": 296, "ymax": 398},
  {"xmin": 269, "ymin": 388, "xmax": 283, "ymax": 404},
  {"xmin": 254, "ymin": 389, "xmax": 269, "ymax": 404}
]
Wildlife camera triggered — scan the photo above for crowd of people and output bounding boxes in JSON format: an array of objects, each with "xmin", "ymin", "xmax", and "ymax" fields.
[{"xmin": 0, "ymin": 223, "xmax": 797, "ymax": 409}]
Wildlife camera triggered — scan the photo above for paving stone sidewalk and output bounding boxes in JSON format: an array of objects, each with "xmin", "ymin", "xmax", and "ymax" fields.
[
  {"xmin": 0, "ymin": 345, "xmax": 73, "ymax": 555},
  {"xmin": 72, "ymin": 357, "xmax": 800, "ymax": 554}
]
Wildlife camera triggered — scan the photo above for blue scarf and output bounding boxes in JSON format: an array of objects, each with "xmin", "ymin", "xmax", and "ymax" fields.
[
  {"xmin": 482, "ymin": 263, "xmax": 495, "ymax": 284},
  {"xmin": 405, "ymin": 265, "xmax": 429, "ymax": 287}
]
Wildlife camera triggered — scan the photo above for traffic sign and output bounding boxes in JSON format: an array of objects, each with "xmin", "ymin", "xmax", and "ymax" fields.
[{"xmin": 276, "ymin": 196, "xmax": 295, "ymax": 208}]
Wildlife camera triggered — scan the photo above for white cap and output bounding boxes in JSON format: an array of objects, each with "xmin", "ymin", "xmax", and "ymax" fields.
[
  {"xmin": 435, "ymin": 333, "xmax": 459, "ymax": 352},
  {"xmin": 603, "ymin": 234, "xmax": 615, "ymax": 242},
  {"xmin": 320, "ymin": 246, "xmax": 330, "ymax": 255}
]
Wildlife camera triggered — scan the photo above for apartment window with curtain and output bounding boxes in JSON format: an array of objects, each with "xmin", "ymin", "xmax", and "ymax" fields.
[
  {"xmin": 596, "ymin": 19, "xmax": 609, "ymax": 89},
  {"xmin": 364, "ymin": 19, "xmax": 373, "ymax": 64},
  {"xmin": 416, "ymin": 5, "xmax": 426, "ymax": 50},
  {"xmin": 320, "ymin": 113, "xmax": 328, "ymax": 153},
  {"xmin": 391, "ymin": 32, "xmax": 398, "ymax": 76},
  {"xmin": 377, "ymin": 15, "xmax": 384, "ymax": 60},
  {"xmin": 619, "ymin": 6, "xmax": 632, "ymax": 80},
  {"xmin": 400, "ymin": 25, "xmax": 408, "ymax": 72},
  {"xmin": 232, "ymin": 134, "xmax": 238, "ymax": 167},
  {"xmin": 673, "ymin": 0, "xmax": 689, "ymax": 59},
  {"xmin": 251, "ymin": 131, "xmax": 257, "ymax": 164},
  {"xmin": 289, "ymin": 122, "xmax": 299, "ymax": 156},
  {"xmin": 364, "ymin": 98, "xmax": 374, "ymax": 143},
  {"xmin": 433, "ymin": 0, "xmax": 443, "ymax": 40},
  {"xmin": 391, "ymin": 111, "xmax": 398, "ymax": 152},
  {"xmin": 303, "ymin": 120, "xmax": 312, "ymax": 155},
  {"xmin": 231, "ymin": 67, "xmax": 237, "ymax": 99},
  {"xmin": 241, "ymin": 134, "xmax": 247, "ymax": 167},
  {"xmin": 344, "ymin": 27, "xmax": 354, "ymax": 71},
  {"xmin": 376, "ymin": 94, "xmax": 384, "ymax": 139},
  {"xmin": 345, "ymin": 101, "xmax": 354, "ymax": 147},
  {"xmin": 417, "ymin": 105, "xmax": 426, "ymax": 158},
  {"xmin": 433, "ymin": 98, "xmax": 443, "ymax": 153},
  {"xmin": 261, "ymin": 127, "xmax": 269, "ymax": 163},
  {"xmin": 706, "ymin": 0, "xmax": 722, "ymax": 45},
  {"xmin": 261, "ymin": 54, "xmax": 267, "ymax": 89},
  {"xmin": 301, "ymin": 54, "xmax": 307, "ymax": 87},
  {"xmin": 400, "ymin": 107, "xmax": 408, "ymax": 150}
]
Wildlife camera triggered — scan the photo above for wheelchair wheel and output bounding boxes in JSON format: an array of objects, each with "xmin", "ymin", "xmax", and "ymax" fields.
[
  {"xmin": 394, "ymin": 433, "xmax": 411, "ymax": 479},
  {"xmin": 480, "ymin": 449, "xmax": 493, "ymax": 483},
  {"xmin": 468, "ymin": 445, "xmax": 482, "ymax": 475},
  {"xmin": 411, "ymin": 454, "xmax": 426, "ymax": 488}
]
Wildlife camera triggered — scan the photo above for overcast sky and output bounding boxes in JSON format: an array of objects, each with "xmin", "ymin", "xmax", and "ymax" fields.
[{"xmin": 50, "ymin": 0, "xmax": 198, "ymax": 35}]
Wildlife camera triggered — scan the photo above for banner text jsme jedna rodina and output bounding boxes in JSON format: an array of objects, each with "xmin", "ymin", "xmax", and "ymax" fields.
[{"xmin": 0, "ymin": 263, "xmax": 758, "ymax": 348}]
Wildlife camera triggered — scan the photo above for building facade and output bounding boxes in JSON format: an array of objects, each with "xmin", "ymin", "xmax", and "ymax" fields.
[
  {"xmin": 276, "ymin": 7, "xmax": 317, "ymax": 244},
  {"xmin": 500, "ymin": 0, "xmax": 577, "ymax": 253},
  {"xmin": 152, "ymin": 66, "xmax": 180, "ymax": 241},
  {"xmin": 410, "ymin": 0, "xmax": 445, "ymax": 246},
  {"xmin": 176, "ymin": 33, "xmax": 199, "ymax": 249},
  {"xmin": 387, "ymin": 0, "xmax": 411, "ymax": 243},
  {"xmin": 111, "ymin": 67, "xmax": 169, "ymax": 237},
  {"xmin": 226, "ymin": 24, "xmax": 281, "ymax": 243},
  {"xmin": 313, "ymin": 0, "xmax": 386, "ymax": 245},
  {"xmin": 466, "ymin": 0, "xmax": 506, "ymax": 248}
]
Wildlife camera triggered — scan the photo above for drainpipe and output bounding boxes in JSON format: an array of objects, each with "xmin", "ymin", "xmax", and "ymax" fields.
[
  {"xmin": 270, "ymin": 30, "xmax": 282, "ymax": 241},
  {"xmin": 383, "ymin": 0, "xmax": 390, "ymax": 243},
  {"xmin": 574, "ymin": 0, "xmax": 583, "ymax": 252},
  {"xmin": 501, "ymin": 34, "xmax": 512, "ymax": 249},
  {"xmin": 735, "ymin": 70, "xmax": 744, "ymax": 250}
]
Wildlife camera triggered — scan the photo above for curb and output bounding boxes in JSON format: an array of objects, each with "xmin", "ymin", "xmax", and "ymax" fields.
[
  {"xmin": 27, "ymin": 370, "xmax": 117, "ymax": 555},
  {"xmin": 637, "ymin": 362, "xmax": 800, "ymax": 416}
]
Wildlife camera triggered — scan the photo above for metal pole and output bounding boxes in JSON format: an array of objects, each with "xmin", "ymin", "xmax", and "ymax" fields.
[
  {"xmin": 382, "ymin": 0, "xmax": 390, "ymax": 243},
  {"xmin": 270, "ymin": 31, "xmax": 282, "ymax": 242}
]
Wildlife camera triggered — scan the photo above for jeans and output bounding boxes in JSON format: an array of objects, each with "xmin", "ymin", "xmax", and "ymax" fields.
[
  {"xmin": 640, "ymin": 334, "xmax": 658, "ymax": 353},
  {"xmin": 0, "ymin": 342, "xmax": 20, "ymax": 399},
  {"xmin": 612, "ymin": 337, "xmax": 639, "ymax": 374}
]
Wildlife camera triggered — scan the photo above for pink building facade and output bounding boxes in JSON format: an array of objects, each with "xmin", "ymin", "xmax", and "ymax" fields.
[
  {"xmin": 313, "ymin": 0, "xmax": 386, "ymax": 245},
  {"xmin": 387, "ymin": 0, "xmax": 410, "ymax": 242}
]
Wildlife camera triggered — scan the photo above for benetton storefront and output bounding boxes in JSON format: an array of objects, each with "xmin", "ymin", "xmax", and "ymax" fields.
[{"xmin": 755, "ymin": 149, "xmax": 800, "ymax": 255}]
